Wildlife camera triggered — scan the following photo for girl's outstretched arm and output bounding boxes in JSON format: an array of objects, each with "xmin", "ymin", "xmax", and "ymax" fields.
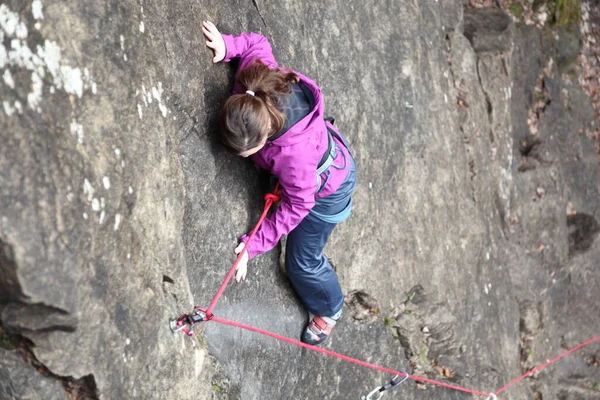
[{"xmin": 201, "ymin": 20, "xmax": 278, "ymax": 70}]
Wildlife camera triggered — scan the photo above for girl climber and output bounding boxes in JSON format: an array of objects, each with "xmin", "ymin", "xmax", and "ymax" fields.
[{"xmin": 202, "ymin": 20, "xmax": 356, "ymax": 345}]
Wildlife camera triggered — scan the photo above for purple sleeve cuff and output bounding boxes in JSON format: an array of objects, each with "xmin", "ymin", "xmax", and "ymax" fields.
[
  {"xmin": 222, "ymin": 34, "xmax": 236, "ymax": 63},
  {"xmin": 239, "ymin": 234, "xmax": 258, "ymax": 260}
]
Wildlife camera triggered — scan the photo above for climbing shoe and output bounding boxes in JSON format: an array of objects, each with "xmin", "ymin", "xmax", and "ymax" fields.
[{"xmin": 301, "ymin": 311, "xmax": 341, "ymax": 346}]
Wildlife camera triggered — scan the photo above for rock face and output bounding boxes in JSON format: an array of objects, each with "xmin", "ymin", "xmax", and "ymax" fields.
[{"xmin": 1, "ymin": 1, "xmax": 599, "ymax": 400}]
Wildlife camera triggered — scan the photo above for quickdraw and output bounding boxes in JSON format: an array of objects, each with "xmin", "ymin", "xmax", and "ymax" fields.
[
  {"xmin": 360, "ymin": 372, "xmax": 409, "ymax": 400},
  {"xmin": 169, "ymin": 307, "xmax": 212, "ymax": 337}
]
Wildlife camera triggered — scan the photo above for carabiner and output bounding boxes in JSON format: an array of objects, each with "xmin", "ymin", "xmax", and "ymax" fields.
[
  {"xmin": 361, "ymin": 371, "xmax": 409, "ymax": 399},
  {"xmin": 390, "ymin": 372, "xmax": 409, "ymax": 387},
  {"xmin": 170, "ymin": 308, "xmax": 210, "ymax": 336},
  {"xmin": 360, "ymin": 386, "xmax": 384, "ymax": 400}
]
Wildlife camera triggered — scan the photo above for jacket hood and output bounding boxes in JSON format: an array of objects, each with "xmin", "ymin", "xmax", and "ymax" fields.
[{"xmin": 268, "ymin": 72, "xmax": 324, "ymax": 146}]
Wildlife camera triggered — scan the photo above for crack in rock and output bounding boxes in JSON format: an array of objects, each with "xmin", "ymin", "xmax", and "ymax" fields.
[
  {"xmin": 251, "ymin": 0, "xmax": 267, "ymax": 28},
  {"xmin": 0, "ymin": 324, "xmax": 99, "ymax": 399}
]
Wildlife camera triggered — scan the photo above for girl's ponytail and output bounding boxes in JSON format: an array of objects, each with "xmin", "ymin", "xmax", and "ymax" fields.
[{"xmin": 220, "ymin": 60, "xmax": 299, "ymax": 154}]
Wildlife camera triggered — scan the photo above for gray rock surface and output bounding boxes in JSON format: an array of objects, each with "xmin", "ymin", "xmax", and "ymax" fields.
[
  {"xmin": 1, "ymin": 1, "xmax": 599, "ymax": 400},
  {"xmin": 0, "ymin": 347, "xmax": 65, "ymax": 400}
]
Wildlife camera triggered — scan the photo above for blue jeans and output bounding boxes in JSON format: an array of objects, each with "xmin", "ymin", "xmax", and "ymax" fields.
[{"xmin": 285, "ymin": 160, "xmax": 356, "ymax": 317}]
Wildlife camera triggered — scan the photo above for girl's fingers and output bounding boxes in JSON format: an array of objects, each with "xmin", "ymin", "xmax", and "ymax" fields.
[
  {"xmin": 201, "ymin": 26, "xmax": 214, "ymax": 40},
  {"xmin": 235, "ymin": 267, "xmax": 245, "ymax": 282},
  {"xmin": 206, "ymin": 40, "xmax": 216, "ymax": 49},
  {"xmin": 203, "ymin": 20, "xmax": 218, "ymax": 34}
]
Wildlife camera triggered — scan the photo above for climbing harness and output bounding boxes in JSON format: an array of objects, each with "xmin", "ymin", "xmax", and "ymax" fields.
[
  {"xmin": 169, "ymin": 167, "xmax": 600, "ymax": 398},
  {"xmin": 360, "ymin": 373, "xmax": 409, "ymax": 400},
  {"xmin": 316, "ymin": 118, "xmax": 352, "ymax": 194},
  {"xmin": 316, "ymin": 126, "xmax": 348, "ymax": 194}
]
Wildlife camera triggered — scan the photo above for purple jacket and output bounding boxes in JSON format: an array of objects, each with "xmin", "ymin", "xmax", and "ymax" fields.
[{"xmin": 222, "ymin": 32, "xmax": 351, "ymax": 259}]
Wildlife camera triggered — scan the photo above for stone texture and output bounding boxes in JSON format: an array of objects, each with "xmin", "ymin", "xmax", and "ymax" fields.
[
  {"xmin": 0, "ymin": 348, "xmax": 65, "ymax": 400},
  {"xmin": 0, "ymin": 0, "xmax": 211, "ymax": 398},
  {"xmin": 0, "ymin": 1, "xmax": 598, "ymax": 400}
]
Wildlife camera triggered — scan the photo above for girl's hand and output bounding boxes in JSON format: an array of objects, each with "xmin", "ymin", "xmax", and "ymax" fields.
[
  {"xmin": 201, "ymin": 20, "xmax": 226, "ymax": 63},
  {"xmin": 234, "ymin": 242, "xmax": 249, "ymax": 282}
]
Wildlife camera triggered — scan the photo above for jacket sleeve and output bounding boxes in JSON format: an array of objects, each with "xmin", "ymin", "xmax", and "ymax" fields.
[
  {"xmin": 241, "ymin": 150, "xmax": 318, "ymax": 260},
  {"xmin": 222, "ymin": 32, "xmax": 278, "ymax": 70}
]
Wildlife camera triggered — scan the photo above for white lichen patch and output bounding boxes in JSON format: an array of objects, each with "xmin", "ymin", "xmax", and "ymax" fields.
[
  {"xmin": 15, "ymin": 22, "xmax": 27, "ymax": 39},
  {"xmin": 32, "ymin": 0, "xmax": 44, "ymax": 20},
  {"xmin": 100, "ymin": 197, "xmax": 105, "ymax": 209},
  {"xmin": 70, "ymin": 120, "xmax": 84, "ymax": 144},
  {"xmin": 114, "ymin": 213, "xmax": 121, "ymax": 231},
  {"xmin": 102, "ymin": 176, "xmax": 110, "ymax": 190},
  {"xmin": 139, "ymin": 21, "xmax": 145, "ymax": 33},
  {"xmin": 0, "ymin": 5, "xmax": 28, "ymax": 39},
  {"xmin": 114, "ymin": 148, "xmax": 121, "ymax": 158},
  {"xmin": 83, "ymin": 178, "xmax": 95, "ymax": 201},
  {"xmin": 27, "ymin": 71, "xmax": 43, "ymax": 111},
  {"xmin": 3, "ymin": 100, "xmax": 14, "ymax": 116},
  {"xmin": 0, "ymin": 41, "xmax": 7, "ymax": 68},
  {"xmin": 60, "ymin": 66, "xmax": 84, "ymax": 98},
  {"xmin": 120, "ymin": 35, "xmax": 125, "ymax": 50},
  {"xmin": 128, "ymin": 186, "xmax": 133, "ymax": 194},
  {"xmin": 2, "ymin": 100, "xmax": 19, "ymax": 115},
  {"xmin": 151, "ymin": 82, "xmax": 168, "ymax": 117},
  {"xmin": 3, "ymin": 68, "xmax": 14, "ymax": 88},
  {"xmin": 1, "ymin": 3, "xmax": 96, "ymax": 114},
  {"xmin": 138, "ymin": 82, "xmax": 168, "ymax": 117},
  {"xmin": 83, "ymin": 212, "xmax": 88, "ymax": 220},
  {"xmin": 99, "ymin": 210, "xmax": 106, "ymax": 224},
  {"xmin": 91, "ymin": 198, "xmax": 100, "ymax": 211}
]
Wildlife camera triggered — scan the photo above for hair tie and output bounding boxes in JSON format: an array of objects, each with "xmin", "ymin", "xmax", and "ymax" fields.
[{"xmin": 246, "ymin": 90, "xmax": 255, "ymax": 96}]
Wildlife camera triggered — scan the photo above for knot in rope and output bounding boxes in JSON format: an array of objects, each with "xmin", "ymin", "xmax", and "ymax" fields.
[{"xmin": 264, "ymin": 192, "xmax": 281, "ymax": 203}]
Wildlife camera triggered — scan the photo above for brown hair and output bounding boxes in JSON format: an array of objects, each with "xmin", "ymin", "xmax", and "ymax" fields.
[{"xmin": 220, "ymin": 60, "xmax": 299, "ymax": 154}]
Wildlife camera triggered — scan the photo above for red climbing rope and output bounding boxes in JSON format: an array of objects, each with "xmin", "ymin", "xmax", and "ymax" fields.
[
  {"xmin": 494, "ymin": 335, "xmax": 600, "ymax": 395},
  {"xmin": 175, "ymin": 186, "xmax": 600, "ymax": 398},
  {"xmin": 204, "ymin": 184, "xmax": 281, "ymax": 317},
  {"xmin": 211, "ymin": 314, "xmax": 491, "ymax": 397},
  {"xmin": 210, "ymin": 315, "xmax": 600, "ymax": 398}
]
